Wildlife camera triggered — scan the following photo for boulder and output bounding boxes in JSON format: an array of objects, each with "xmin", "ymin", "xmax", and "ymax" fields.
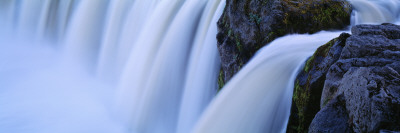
[
  {"xmin": 287, "ymin": 33, "xmax": 350, "ymax": 133},
  {"xmin": 290, "ymin": 23, "xmax": 400, "ymax": 132}
]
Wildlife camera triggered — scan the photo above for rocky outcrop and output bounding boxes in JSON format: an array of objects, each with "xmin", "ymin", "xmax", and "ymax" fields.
[
  {"xmin": 287, "ymin": 33, "xmax": 350, "ymax": 133},
  {"xmin": 289, "ymin": 23, "xmax": 400, "ymax": 132},
  {"xmin": 217, "ymin": 0, "xmax": 351, "ymax": 88}
]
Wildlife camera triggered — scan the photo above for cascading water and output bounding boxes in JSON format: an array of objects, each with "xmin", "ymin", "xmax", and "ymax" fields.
[
  {"xmin": 350, "ymin": 0, "xmax": 400, "ymax": 24},
  {"xmin": 113, "ymin": 0, "xmax": 186, "ymax": 128},
  {"xmin": 127, "ymin": 0, "xmax": 209, "ymax": 132},
  {"xmin": 63, "ymin": 0, "xmax": 109, "ymax": 71},
  {"xmin": 0, "ymin": 0, "xmax": 16, "ymax": 32},
  {"xmin": 177, "ymin": 1, "xmax": 223, "ymax": 133},
  {"xmin": 0, "ymin": 0, "xmax": 399, "ymax": 133},
  {"xmin": 95, "ymin": 0, "xmax": 134, "ymax": 81},
  {"xmin": 96, "ymin": 0, "xmax": 158, "ymax": 82},
  {"xmin": 16, "ymin": 0, "xmax": 48, "ymax": 37}
]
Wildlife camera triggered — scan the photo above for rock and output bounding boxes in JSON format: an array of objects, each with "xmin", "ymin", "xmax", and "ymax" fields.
[
  {"xmin": 287, "ymin": 33, "xmax": 350, "ymax": 133},
  {"xmin": 308, "ymin": 94, "xmax": 351, "ymax": 133},
  {"xmin": 290, "ymin": 23, "xmax": 400, "ymax": 132},
  {"xmin": 351, "ymin": 23, "xmax": 400, "ymax": 39},
  {"xmin": 217, "ymin": 0, "xmax": 352, "ymax": 88},
  {"xmin": 340, "ymin": 67, "xmax": 400, "ymax": 132}
]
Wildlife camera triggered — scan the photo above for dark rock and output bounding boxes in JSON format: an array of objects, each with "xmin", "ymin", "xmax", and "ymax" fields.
[
  {"xmin": 308, "ymin": 94, "xmax": 352, "ymax": 133},
  {"xmin": 351, "ymin": 23, "xmax": 400, "ymax": 39},
  {"xmin": 290, "ymin": 24, "xmax": 400, "ymax": 132},
  {"xmin": 287, "ymin": 33, "xmax": 350, "ymax": 133},
  {"xmin": 217, "ymin": 0, "xmax": 352, "ymax": 88},
  {"xmin": 341, "ymin": 67, "xmax": 400, "ymax": 132},
  {"xmin": 380, "ymin": 130, "xmax": 400, "ymax": 133}
]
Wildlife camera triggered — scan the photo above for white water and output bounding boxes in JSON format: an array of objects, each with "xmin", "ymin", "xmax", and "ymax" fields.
[
  {"xmin": 350, "ymin": 0, "xmax": 400, "ymax": 24},
  {"xmin": 177, "ymin": 1, "xmax": 223, "ymax": 133},
  {"xmin": 0, "ymin": 37, "xmax": 125, "ymax": 133},
  {"xmin": 114, "ymin": 0, "xmax": 186, "ymax": 129},
  {"xmin": 63, "ymin": 0, "xmax": 109, "ymax": 71},
  {"xmin": 16, "ymin": 1, "xmax": 47, "ymax": 37},
  {"xmin": 96, "ymin": 0, "xmax": 158, "ymax": 81},
  {"xmin": 129, "ymin": 0, "xmax": 208, "ymax": 132},
  {"xmin": 0, "ymin": 0, "xmax": 399, "ymax": 133},
  {"xmin": 95, "ymin": 0, "xmax": 134, "ymax": 81}
]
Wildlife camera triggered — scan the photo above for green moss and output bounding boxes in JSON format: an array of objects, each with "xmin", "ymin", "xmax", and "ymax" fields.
[
  {"xmin": 322, "ymin": 38, "xmax": 336, "ymax": 56},
  {"xmin": 304, "ymin": 37, "xmax": 337, "ymax": 73},
  {"xmin": 293, "ymin": 80, "xmax": 300, "ymax": 101},
  {"xmin": 218, "ymin": 69, "xmax": 225, "ymax": 90},
  {"xmin": 276, "ymin": 29, "xmax": 286, "ymax": 36},
  {"xmin": 235, "ymin": 35, "xmax": 243, "ymax": 52},
  {"xmin": 281, "ymin": 0, "xmax": 351, "ymax": 33},
  {"xmin": 249, "ymin": 13, "xmax": 262, "ymax": 24},
  {"xmin": 236, "ymin": 41, "xmax": 242, "ymax": 52},
  {"xmin": 304, "ymin": 55, "xmax": 315, "ymax": 73},
  {"xmin": 291, "ymin": 37, "xmax": 343, "ymax": 132},
  {"xmin": 322, "ymin": 97, "xmax": 332, "ymax": 107},
  {"xmin": 268, "ymin": 31, "xmax": 275, "ymax": 37},
  {"xmin": 239, "ymin": 60, "xmax": 244, "ymax": 69},
  {"xmin": 293, "ymin": 78, "xmax": 312, "ymax": 133}
]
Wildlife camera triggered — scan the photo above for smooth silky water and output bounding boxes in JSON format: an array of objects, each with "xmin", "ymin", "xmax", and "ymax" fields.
[{"xmin": 0, "ymin": 0, "xmax": 399, "ymax": 133}]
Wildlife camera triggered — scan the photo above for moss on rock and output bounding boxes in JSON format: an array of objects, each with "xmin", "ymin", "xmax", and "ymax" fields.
[
  {"xmin": 280, "ymin": 0, "xmax": 351, "ymax": 33},
  {"xmin": 287, "ymin": 33, "xmax": 350, "ymax": 133}
]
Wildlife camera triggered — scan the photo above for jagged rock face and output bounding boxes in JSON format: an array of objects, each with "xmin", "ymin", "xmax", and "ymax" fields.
[
  {"xmin": 217, "ymin": 0, "xmax": 351, "ymax": 88},
  {"xmin": 287, "ymin": 33, "xmax": 350, "ymax": 133},
  {"xmin": 317, "ymin": 23, "xmax": 400, "ymax": 132},
  {"xmin": 291, "ymin": 23, "xmax": 400, "ymax": 132}
]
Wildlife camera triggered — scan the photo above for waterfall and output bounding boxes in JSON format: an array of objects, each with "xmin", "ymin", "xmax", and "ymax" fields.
[
  {"xmin": 96, "ymin": 0, "xmax": 135, "ymax": 81},
  {"xmin": 96, "ymin": 0, "xmax": 158, "ymax": 81},
  {"xmin": 0, "ymin": 0, "xmax": 17, "ymax": 34},
  {"xmin": 177, "ymin": 1, "xmax": 223, "ymax": 133},
  {"xmin": 113, "ymin": 0, "xmax": 186, "ymax": 129},
  {"xmin": 16, "ymin": 0, "xmax": 47, "ymax": 37},
  {"xmin": 350, "ymin": 0, "xmax": 400, "ymax": 24},
  {"xmin": 63, "ymin": 0, "xmax": 109, "ymax": 71},
  {"xmin": 0, "ymin": 0, "xmax": 400, "ymax": 133},
  {"xmin": 129, "ymin": 0, "xmax": 209, "ymax": 132}
]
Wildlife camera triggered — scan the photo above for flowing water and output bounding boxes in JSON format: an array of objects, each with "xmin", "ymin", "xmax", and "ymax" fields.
[{"xmin": 0, "ymin": 0, "xmax": 399, "ymax": 133}]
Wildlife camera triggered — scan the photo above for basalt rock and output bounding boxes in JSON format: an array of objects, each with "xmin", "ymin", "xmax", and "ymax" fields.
[
  {"xmin": 217, "ymin": 0, "xmax": 351, "ymax": 88},
  {"xmin": 287, "ymin": 33, "xmax": 350, "ymax": 133},
  {"xmin": 290, "ymin": 23, "xmax": 400, "ymax": 132}
]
